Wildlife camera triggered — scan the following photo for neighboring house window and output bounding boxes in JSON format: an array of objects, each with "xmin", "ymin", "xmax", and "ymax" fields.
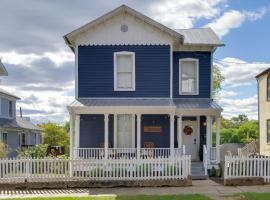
[
  {"xmin": 179, "ymin": 58, "xmax": 199, "ymax": 95},
  {"xmin": 2, "ymin": 133, "xmax": 7, "ymax": 145},
  {"xmin": 267, "ymin": 73, "xmax": 270, "ymax": 101},
  {"xmin": 267, "ymin": 119, "xmax": 270, "ymax": 143},
  {"xmin": 114, "ymin": 52, "xmax": 135, "ymax": 91},
  {"xmin": 22, "ymin": 133, "xmax": 26, "ymax": 146},
  {"xmin": 8, "ymin": 100, "xmax": 13, "ymax": 117}
]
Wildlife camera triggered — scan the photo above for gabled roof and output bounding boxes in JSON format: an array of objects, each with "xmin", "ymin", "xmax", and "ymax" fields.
[
  {"xmin": 175, "ymin": 28, "xmax": 224, "ymax": 46},
  {"xmin": 64, "ymin": 5, "xmax": 184, "ymax": 51},
  {"xmin": 0, "ymin": 60, "xmax": 8, "ymax": 76},
  {"xmin": 256, "ymin": 68, "xmax": 270, "ymax": 79},
  {"xmin": 0, "ymin": 88, "xmax": 20, "ymax": 100}
]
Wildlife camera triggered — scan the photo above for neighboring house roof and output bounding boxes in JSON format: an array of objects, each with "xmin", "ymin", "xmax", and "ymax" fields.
[
  {"xmin": 64, "ymin": 4, "xmax": 223, "ymax": 52},
  {"xmin": 69, "ymin": 98, "xmax": 222, "ymax": 111},
  {"xmin": 0, "ymin": 60, "xmax": 8, "ymax": 76},
  {"xmin": 175, "ymin": 28, "xmax": 224, "ymax": 46},
  {"xmin": 0, "ymin": 117, "xmax": 42, "ymax": 132},
  {"xmin": 255, "ymin": 68, "xmax": 270, "ymax": 79},
  {"xmin": 0, "ymin": 88, "xmax": 20, "ymax": 100}
]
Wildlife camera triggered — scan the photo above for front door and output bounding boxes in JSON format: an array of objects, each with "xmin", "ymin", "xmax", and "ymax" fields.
[
  {"xmin": 117, "ymin": 114, "xmax": 134, "ymax": 148},
  {"xmin": 182, "ymin": 119, "xmax": 200, "ymax": 161}
]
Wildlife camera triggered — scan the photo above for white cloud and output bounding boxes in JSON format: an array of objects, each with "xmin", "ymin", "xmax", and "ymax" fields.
[
  {"xmin": 0, "ymin": 51, "xmax": 74, "ymax": 67},
  {"xmin": 149, "ymin": 0, "xmax": 225, "ymax": 28},
  {"xmin": 215, "ymin": 57, "xmax": 270, "ymax": 87},
  {"xmin": 220, "ymin": 90, "xmax": 237, "ymax": 98},
  {"xmin": 206, "ymin": 7, "xmax": 269, "ymax": 37},
  {"xmin": 218, "ymin": 95, "xmax": 258, "ymax": 119}
]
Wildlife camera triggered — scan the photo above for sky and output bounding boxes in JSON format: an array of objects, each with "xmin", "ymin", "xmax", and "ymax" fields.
[{"xmin": 0, "ymin": 0, "xmax": 269, "ymax": 123}]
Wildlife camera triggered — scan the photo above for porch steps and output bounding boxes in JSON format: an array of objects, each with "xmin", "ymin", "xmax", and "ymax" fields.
[{"xmin": 191, "ymin": 162, "xmax": 208, "ymax": 180}]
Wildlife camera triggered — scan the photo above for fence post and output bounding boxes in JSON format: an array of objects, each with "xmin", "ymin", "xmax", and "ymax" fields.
[{"xmin": 224, "ymin": 156, "xmax": 228, "ymax": 180}]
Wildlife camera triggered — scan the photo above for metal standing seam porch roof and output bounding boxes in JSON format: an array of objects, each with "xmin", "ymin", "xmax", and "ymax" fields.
[{"xmin": 69, "ymin": 98, "xmax": 222, "ymax": 111}]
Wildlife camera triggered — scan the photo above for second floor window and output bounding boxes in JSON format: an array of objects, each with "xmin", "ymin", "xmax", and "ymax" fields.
[
  {"xmin": 267, "ymin": 73, "xmax": 270, "ymax": 101},
  {"xmin": 179, "ymin": 58, "xmax": 199, "ymax": 95},
  {"xmin": 114, "ymin": 52, "xmax": 135, "ymax": 91},
  {"xmin": 8, "ymin": 101, "xmax": 13, "ymax": 117}
]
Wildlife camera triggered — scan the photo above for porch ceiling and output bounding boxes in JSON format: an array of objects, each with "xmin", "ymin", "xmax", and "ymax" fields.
[{"xmin": 68, "ymin": 98, "xmax": 222, "ymax": 116}]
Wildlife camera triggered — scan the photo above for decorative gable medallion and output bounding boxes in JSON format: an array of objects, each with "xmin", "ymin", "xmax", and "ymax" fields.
[{"xmin": 120, "ymin": 24, "xmax": 128, "ymax": 32}]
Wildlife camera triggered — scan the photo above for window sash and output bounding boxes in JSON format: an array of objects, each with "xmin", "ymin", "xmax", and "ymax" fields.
[
  {"xmin": 180, "ymin": 59, "xmax": 198, "ymax": 94},
  {"xmin": 2, "ymin": 133, "xmax": 7, "ymax": 145},
  {"xmin": 8, "ymin": 101, "xmax": 12, "ymax": 117},
  {"xmin": 114, "ymin": 52, "xmax": 135, "ymax": 91},
  {"xmin": 267, "ymin": 120, "xmax": 270, "ymax": 143}
]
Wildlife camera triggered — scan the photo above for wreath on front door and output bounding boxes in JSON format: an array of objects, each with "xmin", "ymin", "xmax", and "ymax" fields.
[{"xmin": 183, "ymin": 126, "xmax": 193, "ymax": 135}]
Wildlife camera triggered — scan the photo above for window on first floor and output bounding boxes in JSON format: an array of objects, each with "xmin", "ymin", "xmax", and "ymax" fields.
[
  {"xmin": 114, "ymin": 52, "xmax": 135, "ymax": 91},
  {"xmin": 2, "ymin": 132, "xmax": 7, "ymax": 145},
  {"xmin": 21, "ymin": 133, "xmax": 26, "ymax": 146},
  {"xmin": 267, "ymin": 119, "xmax": 270, "ymax": 143},
  {"xmin": 179, "ymin": 58, "xmax": 199, "ymax": 95},
  {"xmin": 267, "ymin": 74, "xmax": 270, "ymax": 101}
]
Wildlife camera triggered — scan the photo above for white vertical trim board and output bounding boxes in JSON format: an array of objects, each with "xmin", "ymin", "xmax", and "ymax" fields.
[
  {"xmin": 170, "ymin": 44, "xmax": 173, "ymax": 98},
  {"xmin": 179, "ymin": 58, "xmax": 199, "ymax": 95},
  {"xmin": 114, "ymin": 51, "xmax": 136, "ymax": 91}
]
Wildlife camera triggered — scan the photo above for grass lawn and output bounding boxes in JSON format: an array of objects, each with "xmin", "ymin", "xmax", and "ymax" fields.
[
  {"xmin": 1, "ymin": 194, "xmax": 211, "ymax": 200},
  {"xmin": 234, "ymin": 193, "xmax": 270, "ymax": 200}
]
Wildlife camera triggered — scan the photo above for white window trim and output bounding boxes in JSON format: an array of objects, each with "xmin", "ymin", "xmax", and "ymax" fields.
[
  {"xmin": 179, "ymin": 58, "xmax": 199, "ymax": 95},
  {"xmin": 114, "ymin": 51, "xmax": 136, "ymax": 91},
  {"xmin": 0, "ymin": 97, "xmax": 1, "ymax": 115}
]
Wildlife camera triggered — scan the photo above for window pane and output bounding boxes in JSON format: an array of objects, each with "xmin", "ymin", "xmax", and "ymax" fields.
[
  {"xmin": 117, "ymin": 55, "xmax": 133, "ymax": 72},
  {"xmin": 267, "ymin": 77, "xmax": 270, "ymax": 100},
  {"xmin": 117, "ymin": 72, "xmax": 133, "ymax": 88},
  {"xmin": 2, "ymin": 133, "xmax": 7, "ymax": 145},
  {"xmin": 181, "ymin": 60, "xmax": 197, "ymax": 93},
  {"xmin": 9, "ymin": 101, "xmax": 12, "ymax": 117},
  {"xmin": 267, "ymin": 119, "xmax": 270, "ymax": 143},
  {"xmin": 117, "ymin": 114, "xmax": 132, "ymax": 148}
]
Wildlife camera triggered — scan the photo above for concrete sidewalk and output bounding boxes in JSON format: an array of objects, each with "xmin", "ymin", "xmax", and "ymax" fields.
[{"xmin": 0, "ymin": 180, "xmax": 269, "ymax": 200}]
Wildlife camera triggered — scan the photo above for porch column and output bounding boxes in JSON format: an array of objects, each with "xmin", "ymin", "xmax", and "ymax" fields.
[
  {"xmin": 69, "ymin": 113, "xmax": 74, "ymax": 158},
  {"xmin": 206, "ymin": 116, "xmax": 212, "ymax": 164},
  {"xmin": 136, "ymin": 114, "xmax": 141, "ymax": 158},
  {"xmin": 104, "ymin": 114, "xmax": 109, "ymax": 159},
  {"xmin": 177, "ymin": 115, "xmax": 182, "ymax": 148},
  {"xmin": 170, "ymin": 114, "xmax": 175, "ymax": 155},
  {"xmin": 216, "ymin": 116, "xmax": 220, "ymax": 163},
  {"xmin": 74, "ymin": 115, "xmax": 80, "ymax": 159}
]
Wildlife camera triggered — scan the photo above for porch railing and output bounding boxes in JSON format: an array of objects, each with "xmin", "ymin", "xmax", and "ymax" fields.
[
  {"xmin": 209, "ymin": 147, "xmax": 217, "ymax": 163},
  {"xmin": 73, "ymin": 147, "xmax": 185, "ymax": 159}
]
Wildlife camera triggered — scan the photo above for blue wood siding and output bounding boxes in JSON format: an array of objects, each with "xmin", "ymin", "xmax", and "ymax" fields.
[
  {"xmin": 79, "ymin": 115, "xmax": 114, "ymax": 148},
  {"xmin": 0, "ymin": 97, "xmax": 16, "ymax": 118},
  {"xmin": 78, "ymin": 45, "xmax": 170, "ymax": 98},
  {"xmin": 173, "ymin": 52, "xmax": 211, "ymax": 98}
]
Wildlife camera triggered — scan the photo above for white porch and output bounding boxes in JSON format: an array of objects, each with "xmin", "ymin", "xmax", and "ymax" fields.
[{"xmin": 68, "ymin": 99, "xmax": 222, "ymax": 172}]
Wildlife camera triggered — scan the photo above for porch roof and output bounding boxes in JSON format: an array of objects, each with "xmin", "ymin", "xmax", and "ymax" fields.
[
  {"xmin": 69, "ymin": 98, "xmax": 222, "ymax": 115},
  {"xmin": 0, "ymin": 117, "xmax": 42, "ymax": 132}
]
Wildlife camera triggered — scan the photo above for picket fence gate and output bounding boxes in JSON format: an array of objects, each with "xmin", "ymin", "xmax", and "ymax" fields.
[
  {"xmin": 0, "ymin": 155, "xmax": 191, "ymax": 183},
  {"xmin": 224, "ymin": 155, "xmax": 270, "ymax": 183}
]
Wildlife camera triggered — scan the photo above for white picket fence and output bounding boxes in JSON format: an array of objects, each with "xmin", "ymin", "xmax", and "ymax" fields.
[
  {"xmin": 0, "ymin": 155, "xmax": 191, "ymax": 183},
  {"xmin": 224, "ymin": 155, "xmax": 270, "ymax": 183}
]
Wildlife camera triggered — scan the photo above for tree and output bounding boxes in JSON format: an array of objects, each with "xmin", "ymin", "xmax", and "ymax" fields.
[
  {"xmin": 0, "ymin": 142, "xmax": 8, "ymax": 158},
  {"xmin": 212, "ymin": 65, "xmax": 225, "ymax": 99},
  {"xmin": 238, "ymin": 120, "xmax": 259, "ymax": 143},
  {"xmin": 41, "ymin": 123, "xmax": 69, "ymax": 156}
]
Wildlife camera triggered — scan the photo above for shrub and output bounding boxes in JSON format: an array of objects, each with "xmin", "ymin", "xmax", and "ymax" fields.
[
  {"xmin": 17, "ymin": 144, "xmax": 48, "ymax": 158},
  {"xmin": 0, "ymin": 142, "xmax": 8, "ymax": 158}
]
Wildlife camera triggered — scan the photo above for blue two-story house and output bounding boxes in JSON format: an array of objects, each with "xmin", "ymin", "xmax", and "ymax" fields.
[
  {"xmin": 0, "ymin": 60, "xmax": 42, "ymax": 157},
  {"xmin": 65, "ymin": 5, "xmax": 223, "ymax": 176}
]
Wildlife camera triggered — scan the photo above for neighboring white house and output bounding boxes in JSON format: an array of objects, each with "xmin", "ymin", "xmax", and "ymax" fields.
[
  {"xmin": 0, "ymin": 60, "xmax": 42, "ymax": 157},
  {"xmin": 256, "ymin": 68, "xmax": 270, "ymax": 156}
]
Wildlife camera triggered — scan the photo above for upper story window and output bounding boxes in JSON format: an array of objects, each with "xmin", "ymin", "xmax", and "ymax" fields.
[
  {"xmin": 179, "ymin": 58, "xmax": 199, "ymax": 95},
  {"xmin": 114, "ymin": 52, "xmax": 135, "ymax": 91},
  {"xmin": 267, "ymin": 73, "xmax": 270, "ymax": 101},
  {"xmin": 8, "ymin": 100, "xmax": 13, "ymax": 117}
]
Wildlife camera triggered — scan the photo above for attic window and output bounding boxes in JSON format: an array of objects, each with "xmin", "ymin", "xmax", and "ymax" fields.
[{"xmin": 120, "ymin": 24, "xmax": 128, "ymax": 32}]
